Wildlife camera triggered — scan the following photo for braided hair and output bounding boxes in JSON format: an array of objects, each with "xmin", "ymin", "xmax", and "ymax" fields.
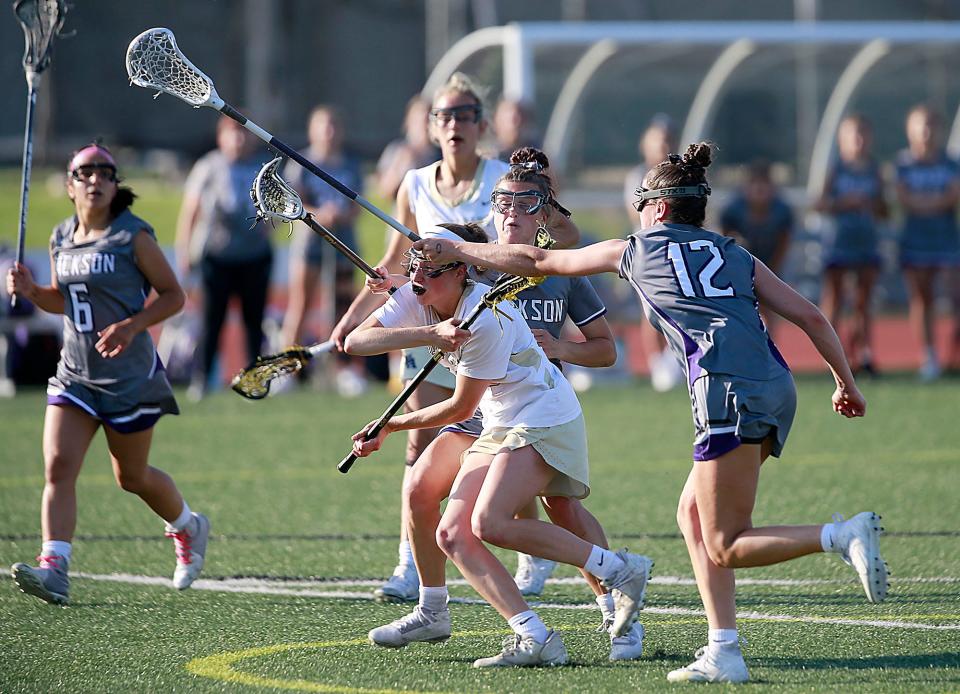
[
  {"xmin": 497, "ymin": 147, "xmax": 555, "ymax": 199},
  {"xmin": 644, "ymin": 142, "xmax": 714, "ymax": 226}
]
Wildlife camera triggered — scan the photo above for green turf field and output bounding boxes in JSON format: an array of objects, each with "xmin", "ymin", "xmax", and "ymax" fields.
[{"xmin": 0, "ymin": 376, "xmax": 958, "ymax": 692}]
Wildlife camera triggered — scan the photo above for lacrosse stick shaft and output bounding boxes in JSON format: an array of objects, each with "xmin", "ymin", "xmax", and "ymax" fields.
[
  {"xmin": 338, "ymin": 296, "xmax": 492, "ymax": 474},
  {"xmin": 12, "ymin": 80, "xmax": 39, "ymax": 308},
  {"xmin": 302, "ymin": 214, "xmax": 395, "ymax": 293},
  {"xmin": 217, "ymin": 104, "xmax": 420, "ymax": 242},
  {"xmin": 307, "ymin": 339, "xmax": 336, "ymax": 358}
]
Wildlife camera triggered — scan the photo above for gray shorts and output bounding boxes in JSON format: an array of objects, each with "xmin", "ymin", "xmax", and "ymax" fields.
[
  {"xmin": 440, "ymin": 411, "xmax": 483, "ymax": 437},
  {"xmin": 690, "ymin": 371, "xmax": 796, "ymax": 461}
]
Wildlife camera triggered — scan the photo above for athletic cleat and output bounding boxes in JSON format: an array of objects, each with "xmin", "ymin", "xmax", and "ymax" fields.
[
  {"xmin": 601, "ymin": 550, "xmax": 654, "ymax": 637},
  {"xmin": 667, "ymin": 645, "xmax": 749, "ymax": 683},
  {"xmin": 167, "ymin": 512, "xmax": 210, "ymax": 590},
  {"xmin": 368, "ymin": 606, "xmax": 451, "ymax": 648},
  {"xmin": 606, "ymin": 619, "xmax": 645, "ymax": 661},
  {"xmin": 831, "ymin": 511, "xmax": 888, "ymax": 603},
  {"xmin": 11, "ymin": 555, "xmax": 69, "ymax": 605},
  {"xmin": 374, "ymin": 564, "xmax": 419, "ymax": 603},
  {"xmin": 514, "ymin": 553, "xmax": 557, "ymax": 596},
  {"xmin": 473, "ymin": 630, "xmax": 568, "ymax": 668}
]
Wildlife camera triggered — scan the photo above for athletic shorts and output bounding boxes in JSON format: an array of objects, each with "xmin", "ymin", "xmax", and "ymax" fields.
[
  {"xmin": 401, "ymin": 346, "xmax": 457, "ymax": 389},
  {"xmin": 440, "ymin": 411, "xmax": 484, "ymax": 437},
  {"xmin": 46, "ymin": 377, "xmax": 179, "ymax": 434},
  {"xmin": 690, "ymin": 371, "xmax": 796, "ymax": 462},
  {"xmin": 467, "ymin": 414, "xmax": 590, "ymax": 500}
]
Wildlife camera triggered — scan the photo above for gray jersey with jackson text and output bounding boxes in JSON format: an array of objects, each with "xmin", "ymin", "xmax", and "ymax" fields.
[
  {"xmin": 618, "ymin": 222, "xmax": 789, "ymax": 384},
  {"xmin": 50, "ymin": 210, "xmax": 176, "ymax": 413}
]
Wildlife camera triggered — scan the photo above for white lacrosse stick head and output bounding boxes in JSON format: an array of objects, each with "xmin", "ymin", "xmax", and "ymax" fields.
[
  {"xmin": 125, "ymin": 28, "xmax": 223, "ymax": 110},
  {"xmin": 251, "ymin": 157, "xmax": 305, "ymax": 223}
]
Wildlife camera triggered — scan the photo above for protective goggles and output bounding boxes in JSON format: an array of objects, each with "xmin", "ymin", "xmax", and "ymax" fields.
[
  {"xmin": 633, "ymin": 183, "xmax": 711, "ymax": 212},
  {"xmin": 409, "ymin": 260, "xmax": 463, "ymax": 279},
  {"xmin": 429, "ymin": 104, "xmax": 482, "ymax": 125},
  {"xmin": 69, "ymin": 163, "xmax": 118, "ymax": 183},
  {"xmin": 490, "ymin": 188, "xmax": 547, "ymax": 215}
]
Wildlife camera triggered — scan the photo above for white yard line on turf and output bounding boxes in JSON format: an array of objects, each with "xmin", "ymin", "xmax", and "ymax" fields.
[{"xmin": 74, "ymin": 572, "xmax": 960, "ymax": 632}]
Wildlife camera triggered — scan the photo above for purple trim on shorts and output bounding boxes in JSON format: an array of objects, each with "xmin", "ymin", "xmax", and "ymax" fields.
[
  {"xmin": 103, "ymin": 410, "xmax": 163, "ymax": 434},
  {"xmin": 693, "ymin": 431, "xmax": 741, "ymax": 461},
  {"xmin": 47, "ymin": 393, "xmax": 97, "ymax": 417}
]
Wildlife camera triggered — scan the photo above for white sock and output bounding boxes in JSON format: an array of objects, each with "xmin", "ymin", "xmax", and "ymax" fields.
[
  {"xmin": 583, "ymin": 546, "xmax": 624, "ymax": 580},
  {"xmin": 709, "ymin": 628, "xmax": 739, "ymax": 648},
  {"xmin": 398, "ymin": 540, "xmax": 414, "ymax": 569},
  {"xmin": 41, "ymin": 541, "xmax": 72, "ymax": 562},
  {"xmin": 820, "ymin": 522, "xmax": 838, "ymax": 553},
  {"xmin": 419, "ymin": 586, "xmax": 448, "ymax": 612},
  {"xmin": 508, "ymin": 610, "xmax": 549, "ymax": 644},
  {"xmin": 596, "ymin": 592, "xmax": 615, "ymax": 624},
  {"xmin": 166, "ymin": 502, "xmax": 194, "ymax": 533}
]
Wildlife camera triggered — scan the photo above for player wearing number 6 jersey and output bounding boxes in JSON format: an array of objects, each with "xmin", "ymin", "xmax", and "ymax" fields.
[
  {"xmin": 414, "ymin": 142, "xmax": 889, "ymax": 685},
  {"xmin": 6, "ymin": 143, "xmax": 210, "ymax": 606}
]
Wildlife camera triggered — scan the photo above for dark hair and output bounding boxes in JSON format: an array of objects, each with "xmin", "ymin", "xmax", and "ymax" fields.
[
  {"xmin": 498, "ymin": 146, "xmax": 555, "ymax": 200},
  {"xmin": 435, "ymin": 222, "xmax": 488, "ymax": 244},
  {"xmin": 67, "ymin": 140, "xmax": 137, "ymax": 216},
  {"xmin": 645, "ymin": 142, "xmax": 714, "ymax": 226}
]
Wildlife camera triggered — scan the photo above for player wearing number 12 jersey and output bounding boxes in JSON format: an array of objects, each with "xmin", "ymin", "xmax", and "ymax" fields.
[
  {"xmin": 414, "ymin": 142, "xmax": 889, "ymax": 685},
  {"xmin": 6, "ymin": 143, "xmax": 209, "ymax": 606}
]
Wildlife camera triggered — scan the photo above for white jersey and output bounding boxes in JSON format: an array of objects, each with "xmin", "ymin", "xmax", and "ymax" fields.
[
  {"xmin": 402, "ymin": 158, "xmax": 510, "ymax": 241},
  {"xmin": 373, "ymin": 283, "xmax": 582, "ymax": 430}
]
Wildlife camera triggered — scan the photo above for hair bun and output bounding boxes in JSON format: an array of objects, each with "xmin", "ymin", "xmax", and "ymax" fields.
[
  {"xmin": 682, "ymin": 142, "xmax": 713, "ymax": 170},
  {"xmin": 509, "ymin": 146, "xmax": 550, "ymax": 172}
]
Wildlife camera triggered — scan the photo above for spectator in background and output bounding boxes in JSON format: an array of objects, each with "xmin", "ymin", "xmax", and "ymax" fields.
[
  {"xmin": 895, "ymin": 104, "xmax": 960, "ymax": 381},
  {"xmin": 816, "ymin": 115, "xmax": 887, "ymax": 375},
  {"xmin": 279, "ymin": 105, "xmax": 367, "ymax": 396},
  {"xmin": 720, "ymin": 159, "xmax": 794, "ymax": 337},
  {"xmin": 176, "ymin": 114, "xmax": 270, "ymax": 401},
  {"xmin": 623, "ymin": 115, "xmax": 684, "ymax": 391},
  {"xmin": 494, "ymin": 98, "xmax": 540, "ymax": 162},
  {"xmin": 375, "ymin": 96, "xmax": 439, "ymax": 201}
]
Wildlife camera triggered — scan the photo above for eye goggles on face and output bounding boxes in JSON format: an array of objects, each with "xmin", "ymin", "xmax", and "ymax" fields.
[
  {"xmin": 69, "ymin": 163, "xmax": 118, "ymax": 183},
  {"xmin": 402, "ymin": 248, "xmax": 463, "ymax": 279},
  {"xmin": 490, "ymin": 188, "xmax": 547, "ymax": 215},
  {"xmin": 632, "ymin": 183, "xmax": 711, "ymax": 212},
  {"xmin": 429, "ymin": 104, "xmax": 482, "ymax": 125}
]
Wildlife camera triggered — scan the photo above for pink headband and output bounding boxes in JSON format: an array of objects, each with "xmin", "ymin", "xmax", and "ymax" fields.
[{"xmin": 68, "ymin": 145, "xmax": 116, "ymax": 172}]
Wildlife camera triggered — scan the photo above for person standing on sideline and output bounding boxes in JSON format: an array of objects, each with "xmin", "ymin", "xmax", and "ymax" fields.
[
  {"xmin": 176, "ymin": 114, "xmax": 271, "ymax": 400},
  {"xmin": 6, "ymin": 143, "xmax": 210, "ymax": 605},
  {"xmin": 331, "ymin": 73, "xmax": 579, "ymax": 603},
  {"xmin": 894, "ymin": 104, "xmax": 960, "ymax": 381},
  {"xmin": 623, "ymin": 115, "xmax": 684, "ymax": 391},
  {"xmin": 375, "ymin": 96, "xmax": 439, "ymax": 201},
  {"xmin": 816, "ymin": 115, "xmax": 888, "ymax": 375},
  {"xmin": 279, "ymin": 105, "xmax": 367, "ymax": 396},
  {"xmin": 415, "ymin": 142, "xmax": 888, "ymax": 685},
  {"xmin": 719, "ymin": 159, "xmax": 794, "ymax": 337}
]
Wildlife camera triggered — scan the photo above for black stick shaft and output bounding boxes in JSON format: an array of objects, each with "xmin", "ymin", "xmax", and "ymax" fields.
[
  {"xmin": 12, "ymin": 84, "xmax": 37, "ymax": 308},
  {"xmin": 338, "ymin": 297, "xmax": 492, "ymax": 473},
  {"xmin": 217, "ymin": 103, "xmax": 420, "ymax": 242},
  {"xmin": 302, "ymin": 214, "xmax": 395, "ymax": 294}
]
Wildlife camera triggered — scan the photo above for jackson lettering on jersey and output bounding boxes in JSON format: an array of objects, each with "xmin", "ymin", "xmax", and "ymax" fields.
[
  {"xmin": 56, "ymin": 252, "xmax": 117, "ymax": 278},
  {"xmin": 514, "ymin": 297, "xmax": 566, "ymax": 324}
]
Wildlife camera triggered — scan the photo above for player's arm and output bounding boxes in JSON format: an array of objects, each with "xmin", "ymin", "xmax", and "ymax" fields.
[
  {"xmin": 754, "ymin": 259, "xmax": 865, "ymax": 418},
  {"xmin": 416, "ymin": 238, "xmax": 627, "ymax": 278},
  {"xmin": 544, "ymin": 204, "xmax": 580, "ymax": 249},
  {"xmin": 345, "ymin": 315, "xmax": 470, "ymax": 356},
  {"xmin": 553, "ymin": 315, "xmax": 616, "ymax": 367},
  {"xmin": 174, "ymin": 191, "xmax": 201, "ymax": 278},
  {"xmin": 96, "ymin": 230, "xmax": 186, "ymax": 358},
  {"xmin": 331, "ymin": 182, "xmax": 416, "ymax": 348},
  {"xmin": 5, "ymin": 254, "xmax": 65, "ymax": 314}
]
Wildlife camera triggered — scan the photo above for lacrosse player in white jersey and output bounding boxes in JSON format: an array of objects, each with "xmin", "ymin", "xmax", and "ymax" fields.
[
  {"xmin": 346, "ymin": 223, "xmax": 651, "ymax": 668},
  {"xmin": 415, "ymin": 142, "xmax": 888, "ymax": 684},
  {"xmin": 331, "ymin": 73, "xmax": 578, "ymax": 603}
]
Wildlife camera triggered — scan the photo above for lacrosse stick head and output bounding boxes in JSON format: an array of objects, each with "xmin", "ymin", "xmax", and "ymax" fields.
[
  {"xmin": 125, "ymin": 28, "xmax": 222, "ymax": 109},
  {"xmin": 481, "ymin": 227, "xmax": 557, "ymax": 307},
  {"xmin": 231, "ymin": 347, "xmax": 311, "ymax": 400},
  {"xmin": 14, "ymin": 0, "xmax": 66, "ymax": 76},
  {"xmin": 250, "ymin": 157, "xmax": 305, "ymax": 225}
]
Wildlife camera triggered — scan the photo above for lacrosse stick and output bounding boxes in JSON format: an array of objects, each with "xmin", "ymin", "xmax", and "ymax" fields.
[
  {"xmin": 338, "ymin": 228, "xmax": 556, "ymax": 474},
  {"xmin": 231, "ymin": 340, "xmax": 336, "ymax": 400},
  {"xmin": 250, "ymin": 157, "xmax": 396, "ymax": 290},
  {"xmin": 11, "ymin": 0, "xmax": 66, "ymax": 307},
  {"xmin": 125, "ymin": 28, "xmax": 419, "ymax": 243}
]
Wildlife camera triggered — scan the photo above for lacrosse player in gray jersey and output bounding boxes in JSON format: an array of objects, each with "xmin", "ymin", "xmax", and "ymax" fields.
[
  {"xmin": 6, "ymin": 143, "xmax": 210, "ymax": 606},
  {"xmin": 416, "ymin": 142, "xmax": 888, "ymax": 685}
]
